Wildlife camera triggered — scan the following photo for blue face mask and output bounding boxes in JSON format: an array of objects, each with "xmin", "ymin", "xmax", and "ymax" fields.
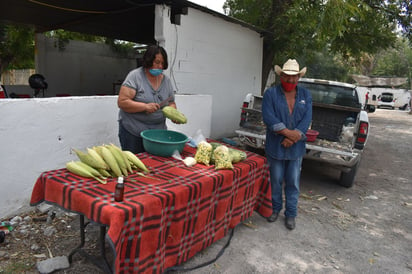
[{"xmin": 149, "ymin": 69, "xmax": 163, "ymax": 76}]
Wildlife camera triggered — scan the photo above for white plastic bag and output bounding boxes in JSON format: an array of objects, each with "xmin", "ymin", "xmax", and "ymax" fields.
[{"xmin": 188, "ymin": 129, "xmax": 206, "ymax": 147}]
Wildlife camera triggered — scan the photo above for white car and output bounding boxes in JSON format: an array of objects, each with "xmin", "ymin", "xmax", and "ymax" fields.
[{"xmin": 377, "ymin": 92, "xmax": 395, "ymax": 109}]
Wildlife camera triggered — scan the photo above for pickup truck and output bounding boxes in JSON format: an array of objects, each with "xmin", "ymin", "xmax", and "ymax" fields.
[{"xmin": 235, "ymin": 78, "xmax": 375, "ymax": 187}]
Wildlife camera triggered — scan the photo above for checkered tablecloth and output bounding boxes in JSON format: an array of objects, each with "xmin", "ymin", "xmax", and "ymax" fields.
[{"xmin": 30, "ymin": 144, "xmax": 272, "ymax": 273}]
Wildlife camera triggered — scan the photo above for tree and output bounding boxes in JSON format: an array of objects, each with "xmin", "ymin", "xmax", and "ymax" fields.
[
  {"xmin": 0, "ymin": 23, "xmax": 35, "ymax": 77},
  {"xmin": 223, "ymin": 0, "xmax": 412, "ymax": 93},
  {"xmin": 372, "ymin": 38, "xmax": 412, "ymax": 89}
]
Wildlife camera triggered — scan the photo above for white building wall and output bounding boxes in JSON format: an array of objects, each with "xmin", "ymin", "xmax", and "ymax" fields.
[
  {"xmin": 0, "ymin": 94, "xmax": 211, "ymax": 219},
  {"xmin": 159, "ymin": 5, "xmax": 263, "ymax": 139}
]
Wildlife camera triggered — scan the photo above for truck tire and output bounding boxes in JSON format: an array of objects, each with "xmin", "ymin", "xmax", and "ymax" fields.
[{"xmin": 339, "ymin": 161, "xmax": 360, "ymax": 188}]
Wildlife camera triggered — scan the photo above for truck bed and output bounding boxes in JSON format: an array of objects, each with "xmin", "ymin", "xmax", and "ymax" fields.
[{"xmin": 312, "ymin": 103, "xmax": 359, "ymax": 142}]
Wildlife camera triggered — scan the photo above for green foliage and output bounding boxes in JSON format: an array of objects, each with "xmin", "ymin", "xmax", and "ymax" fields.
[
  {"xmin": 44, "ymin": 30, "xmax": 136, "ymax": 56},
  {"xmin": 224, "ymin": 0, "xmax": 411, "ymax": 89},
  {"xmin": 105, "ymin": 38, "xmax": 137, "ymax": 56},
  {"xmin": 372, "ymin": 39, "xmax": 411, "ymax": 76},
  {"xmin": 44, "ymin": 29, "xmax": 105, "ymax": 50},
  {"xmin": 0, "ymin": 23, "xmax": 35, "ymax": 73},
  {"xmin": 302, "ymin": 50, "xmax": 351, "ymax": 83},
  {"xmin": 371, "ymin": 39, "xmax": 412, "ymax": 88}
]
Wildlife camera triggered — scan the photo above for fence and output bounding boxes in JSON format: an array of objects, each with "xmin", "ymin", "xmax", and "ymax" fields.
[{"xmin": 1, "ymin": 69, "xmax": 35, "ymax": 85}]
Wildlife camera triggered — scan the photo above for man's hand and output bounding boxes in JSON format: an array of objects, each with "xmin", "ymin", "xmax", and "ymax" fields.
[
  {"xmin": 281, "ymin": 138, "xmax": 294, "ymax": 148},
  {"xmin": 279, "ymin": 129, "xmax": 302, "ymax": 143}
]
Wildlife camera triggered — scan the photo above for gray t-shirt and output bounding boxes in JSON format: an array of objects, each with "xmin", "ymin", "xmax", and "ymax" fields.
[{"xmin": 118, "ymin": 67, "xmax": 176, "ymax": 137}]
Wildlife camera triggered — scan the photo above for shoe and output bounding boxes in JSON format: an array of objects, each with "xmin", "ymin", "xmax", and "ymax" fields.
[
  {"xmin": 267, "ymin": 212, "xmax": 279, "ymax": 222},
  {"xmin": 285, "ymin": 217, "xmax": 296, "ymax": 230}
]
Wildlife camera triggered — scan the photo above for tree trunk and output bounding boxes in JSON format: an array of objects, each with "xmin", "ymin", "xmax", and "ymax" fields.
[
  {"xmin": 260, "ymin": 0, "xmax": 293, "ymax": 94},
  {"xmin": 261, "ymin": 38, "xmax": 275, "ymax": 95}
]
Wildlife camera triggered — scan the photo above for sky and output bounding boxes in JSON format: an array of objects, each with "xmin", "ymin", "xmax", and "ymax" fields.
[{"xmin": 190, "ymin": 0, "xmax": 226, "ymax": 14}]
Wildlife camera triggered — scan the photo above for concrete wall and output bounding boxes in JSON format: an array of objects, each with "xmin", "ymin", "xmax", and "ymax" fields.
[
  {"xmin": 0, "ymin": 94, "xmax": 211, "ymax": 219},
  {"xmin": 357, "ymin": 86, "xmax": 411, "ymax": 109},
  {"xmin": 35, "ymin": 34, "xmax": 137, "ymax": 97}
]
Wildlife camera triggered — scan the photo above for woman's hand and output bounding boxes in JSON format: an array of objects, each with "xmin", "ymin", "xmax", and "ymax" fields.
[
  {"xmin": 118, "ymin": 86, "xmax": 156, "ymax": 113},
  {"xmin": 145, "ymin": 103, "xmax": 160, "ymax": 113}
]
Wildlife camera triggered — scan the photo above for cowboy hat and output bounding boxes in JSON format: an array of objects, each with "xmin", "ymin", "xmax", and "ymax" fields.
[{"xmin": 274, "ymin": 59, "xmax": 307, "ymax": 77}]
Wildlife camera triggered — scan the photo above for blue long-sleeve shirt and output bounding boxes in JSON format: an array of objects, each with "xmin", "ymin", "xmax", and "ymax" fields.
[{"xmin": 262, "ymin": 84, "xmax": 312, "ymax": 160}]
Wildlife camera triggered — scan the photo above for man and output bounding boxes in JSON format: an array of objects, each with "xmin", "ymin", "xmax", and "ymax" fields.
[
  {"xmin": 364, "ymin": 91, "xmax": 370, "ymax": 110},
  {"xmin": 262, "ymin": 59, "xmax": 312, "ymax": 230}
]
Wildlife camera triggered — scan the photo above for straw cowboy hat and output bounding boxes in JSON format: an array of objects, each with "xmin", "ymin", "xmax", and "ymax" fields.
[{"xmin": 275, "ymin": 59, "xmax": 307, "ymax": 77}]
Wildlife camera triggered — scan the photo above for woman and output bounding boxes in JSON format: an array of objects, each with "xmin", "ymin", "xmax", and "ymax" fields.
[{"xmin": 117, "ymin": 45, "xmax": 178, "ymax": 154}]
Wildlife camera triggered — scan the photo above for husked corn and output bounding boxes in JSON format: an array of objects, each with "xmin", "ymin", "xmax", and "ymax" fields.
[{"xmin": 162, "ymin": 106, "xmax": 187, "ymax": 124}]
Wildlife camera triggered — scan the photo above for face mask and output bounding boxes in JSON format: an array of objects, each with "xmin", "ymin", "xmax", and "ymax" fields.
[
  {"xmin": 281, "ymin": 79, "xmax": 298, "ymax": 92},
  {"xmin": 149, "ymin": 69, "xmax": 163, "ymax": 76}
]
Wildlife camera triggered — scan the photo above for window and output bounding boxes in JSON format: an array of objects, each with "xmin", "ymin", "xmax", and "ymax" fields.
[{"xmin": 300, "ymin": 82, "xmax": 360, "ymax": 108}]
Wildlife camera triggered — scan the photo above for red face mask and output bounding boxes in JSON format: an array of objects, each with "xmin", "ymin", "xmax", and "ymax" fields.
[{"xmin": 281, "ymin": 79, "xmax": 298, "ymax": 92}]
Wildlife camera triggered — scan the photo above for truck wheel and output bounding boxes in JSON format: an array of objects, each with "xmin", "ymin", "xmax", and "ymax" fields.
[{"xmin": 339, "ymin": 161, "xmax": 360, "ymax": 188}]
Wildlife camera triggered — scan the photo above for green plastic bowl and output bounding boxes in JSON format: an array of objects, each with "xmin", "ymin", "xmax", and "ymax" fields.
[{"xmin": 141, "ymin": 129, "xmax": 189, "ymax": 157}]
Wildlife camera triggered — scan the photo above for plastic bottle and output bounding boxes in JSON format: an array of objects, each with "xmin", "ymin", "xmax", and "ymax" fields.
[{"xmin": 114, "ymin": 176, "xmax": 124, "ymax": 202}]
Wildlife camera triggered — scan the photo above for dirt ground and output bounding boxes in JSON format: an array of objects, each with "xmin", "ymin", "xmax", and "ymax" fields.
[{"xmin": 1, "ymin": 109, "xmax": 411, "ymax": 274}]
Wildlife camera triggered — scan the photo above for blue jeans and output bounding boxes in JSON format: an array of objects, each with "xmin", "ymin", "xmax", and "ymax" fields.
[
  {"xmin": 268, "ymin": 157, "xmax": 303, "ymax": 217},
  {"xmin": 118, "ymin": 122, "xmax": 145, "ymax": 154}
]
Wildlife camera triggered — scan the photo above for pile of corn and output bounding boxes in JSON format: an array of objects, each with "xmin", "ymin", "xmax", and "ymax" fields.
[
  {"xmin": 194, "ymin": 141, "xmax": 247, "ymax": 170},
  {"xmin": 66, "ymin": 144, "xmax": 149, "ymax": 184}
]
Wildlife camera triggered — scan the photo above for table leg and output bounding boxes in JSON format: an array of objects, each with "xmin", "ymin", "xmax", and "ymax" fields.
[{"xmin": 68, "ymin": 215, "xmax": 114, "ymax": 274}]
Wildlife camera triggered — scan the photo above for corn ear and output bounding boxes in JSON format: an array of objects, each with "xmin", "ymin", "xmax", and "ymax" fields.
[
  {"xmin": 228, "ymin": 149, "xmax": 247, "ymax": 163},
  {"xmin": 66, "ymin": 161, "xmax": 106, "ymax": 184},
  {"xmin": 110, "ymin": 143, "xmax": 132, "ymax": 174},
  {"xmin": 87, "ymin": 148, "xmax": 109, "ymax": 170},
  {"xmin": 72, "ymin": 148, "xmax": 108, "ymax": 170},
  {"xmin": 100, "ymin": 146, "xmax": 123, "ymax": 177},
  {"xmin": 92, "ymin": 145, "xmax": 104, "ymax": 157},
  {"xmin": 74, "ymin": 161, "xmax": 106, "ymax": 179},
  {"xmin": 108, "ymin": 170, "xmax": 119, "ymax": 178},
  {"xmin": 210, "ymin": 142, "xmax": 247, "ymax": 164},
  {"xmin": 162, "ymin": 106, "xmax": 187, "ymax": 124},
  {"xmin": 106, "ymin": 145, "xmax": 128, "ymax": 176},
  {"xmin": 97, "ymin": 168, "xmax": 111, "ymax": 177},
  {"xmin": 123, "ymin": 150, "xmax": 149, "ymax": 173}
]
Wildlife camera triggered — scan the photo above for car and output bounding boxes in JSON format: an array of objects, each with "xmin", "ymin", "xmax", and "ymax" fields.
[
  {"xmin": 235, "ymin": 78, "xmax": 373, "ymax": 187},
  {"xmin": 0, "ymin": 81, "xmax": 8, "ymax": 98},
  {"xmin": 377, "ymin": 92, "xmax": 395, "ymax": 109}
]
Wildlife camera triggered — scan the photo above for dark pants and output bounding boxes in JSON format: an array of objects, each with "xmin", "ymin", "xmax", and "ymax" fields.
[{"xmin": 118, "ymin": 122, "xmax": 145, "ymax": 154}]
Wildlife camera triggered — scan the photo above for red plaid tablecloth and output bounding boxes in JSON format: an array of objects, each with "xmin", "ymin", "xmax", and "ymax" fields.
[{"xmin": 30, "ymin": 144, "xmax": 272, "ymax": 273}]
